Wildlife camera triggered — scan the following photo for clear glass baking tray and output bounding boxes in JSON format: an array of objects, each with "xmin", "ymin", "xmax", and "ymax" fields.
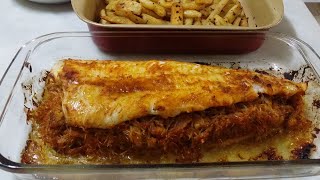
[{"xmin": 1, "ymin": 31, "xmax": 320, "ymax": 180}]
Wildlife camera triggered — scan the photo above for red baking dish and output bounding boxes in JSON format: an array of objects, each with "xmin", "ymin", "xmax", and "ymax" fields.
[{"xmin": 72, "ymin": 0, "xmax": 284, "ymax": 53}]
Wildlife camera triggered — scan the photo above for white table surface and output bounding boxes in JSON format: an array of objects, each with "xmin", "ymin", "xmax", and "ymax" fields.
[{"xmin": 1, "ymin": 0, "xmax": 320, "ymax": 179}]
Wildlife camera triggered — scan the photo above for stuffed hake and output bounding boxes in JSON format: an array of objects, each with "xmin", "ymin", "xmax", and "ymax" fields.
[{"xmin": 21, "ymin": 60, "xmax": 315, "ymax": 164}]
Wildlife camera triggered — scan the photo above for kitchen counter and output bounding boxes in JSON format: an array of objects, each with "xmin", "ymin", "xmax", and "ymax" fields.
[{"xmin": 1, "ymin": 0, "xmax": 320, "ymax": 179}]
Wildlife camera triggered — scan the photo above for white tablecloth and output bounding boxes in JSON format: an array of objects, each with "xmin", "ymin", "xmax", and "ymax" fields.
[{"xmin": 1, "ymin": 0, "xmax": 320, "ymax": 179}]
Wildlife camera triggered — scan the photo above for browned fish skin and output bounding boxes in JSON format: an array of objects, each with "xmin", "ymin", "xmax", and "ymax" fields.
[{"xmin": 53, "ymin": 60, "xmax": 307, "ymax": 128}]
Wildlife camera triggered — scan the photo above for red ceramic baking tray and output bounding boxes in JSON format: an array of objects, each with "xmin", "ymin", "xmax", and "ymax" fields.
[{"xmin": 71, "ymin": 0, "xmax": 284, "ymax": 53}]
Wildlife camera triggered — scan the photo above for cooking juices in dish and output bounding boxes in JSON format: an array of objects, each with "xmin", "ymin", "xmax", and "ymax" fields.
[{"xmin": 21, "ymin": 60, "xmax": 316, "ymax": 164}]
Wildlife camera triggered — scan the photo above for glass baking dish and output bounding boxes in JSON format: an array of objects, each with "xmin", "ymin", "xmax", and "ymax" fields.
[{"xmin": 1, "ymin": 31, "xmax": 320, "ymax": 180}]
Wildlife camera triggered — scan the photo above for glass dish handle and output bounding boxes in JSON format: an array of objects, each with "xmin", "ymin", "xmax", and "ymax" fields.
[{"xmin": 0, "ymin": 47, "xmax": 31, "ymax": 127}]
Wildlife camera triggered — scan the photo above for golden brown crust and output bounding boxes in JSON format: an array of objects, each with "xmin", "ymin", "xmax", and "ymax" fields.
[{"xmin": 21, "ymin": 98, "xmax": 314, "ymax": 164}]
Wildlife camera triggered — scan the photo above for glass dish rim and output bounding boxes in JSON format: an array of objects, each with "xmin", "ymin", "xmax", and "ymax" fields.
[{"xmin": 1, "ymin": 31, "xmax": 320, "ymax": 173}]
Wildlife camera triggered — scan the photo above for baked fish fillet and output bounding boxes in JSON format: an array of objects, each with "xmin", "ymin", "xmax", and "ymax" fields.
[{"xmin": 51, "ymin": 59, "xmax": 307, "ymax": 128}]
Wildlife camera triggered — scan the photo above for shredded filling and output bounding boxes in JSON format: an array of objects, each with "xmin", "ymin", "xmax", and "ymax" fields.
[{"xmin": 22, "ymin": 75, "xmax": 311, "ymax": 163}]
